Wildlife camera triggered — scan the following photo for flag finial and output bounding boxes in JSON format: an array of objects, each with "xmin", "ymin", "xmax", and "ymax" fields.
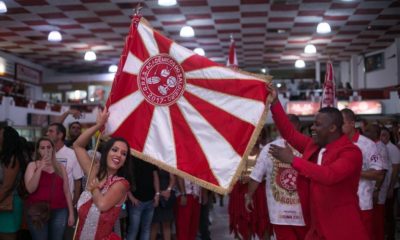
[{"xmin": 134, "ymin": 3, "xmax": 142, "ymax": 16}]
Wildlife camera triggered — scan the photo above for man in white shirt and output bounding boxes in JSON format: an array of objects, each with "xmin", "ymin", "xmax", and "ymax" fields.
[
  {"xmin": 380, "ymin": 127, "xmax": 400, "ymax": 240},
  {"xmin": 246, "ymin": 115, "xmax": 307, "ymax": 240},
  {"xmin": 47, "ymin": 123, "xmax": 83, "ymax": 206},
  {"xmin": 363, "ymin": 124, "xmax": 390, "ymax": 240},
  {"xmin": 341, "ymin": 109, "xmax": 386, "ymax": 238}
]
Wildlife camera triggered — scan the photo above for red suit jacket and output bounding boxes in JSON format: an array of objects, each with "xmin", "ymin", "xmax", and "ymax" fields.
[{"xmin": 271, "ymin": 102, "xmax": 368, "ymax": 240}]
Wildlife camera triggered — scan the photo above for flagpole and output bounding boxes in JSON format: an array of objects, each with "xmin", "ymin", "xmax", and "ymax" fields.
[
  {"xmin": 72, "ymin": 131, "xmax": 103, "ymax": 240},
  {"xmin": 72, "ymin": 130, "xmax": 103, "ymax": 240}
]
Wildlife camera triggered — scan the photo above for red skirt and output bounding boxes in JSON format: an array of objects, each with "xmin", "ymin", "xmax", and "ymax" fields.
[{"xmin": 228, "ymin": 181, "xmax": 271, "ymax": 239}]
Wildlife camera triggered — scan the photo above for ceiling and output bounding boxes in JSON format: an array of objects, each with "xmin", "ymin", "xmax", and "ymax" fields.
[{"xmin": 0, "ymin": 0, "xmax": 399, "ymax": 74}]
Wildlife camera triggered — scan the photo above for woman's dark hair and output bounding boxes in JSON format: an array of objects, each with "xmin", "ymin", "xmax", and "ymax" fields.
[
  {"xmin": 0, "ymin": 126, "xmax": 26, "ymax": 170},
  {"xmin": 97, "ymin": 137, "xmax": 133, "ymax": 186}
]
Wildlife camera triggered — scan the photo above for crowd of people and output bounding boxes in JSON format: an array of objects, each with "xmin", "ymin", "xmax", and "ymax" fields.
[
  {"xmin": 0, "ymin": 84, "xmax": 400, "ymax": 240},
  {"xmin": 0, "ymin": 108, "xmax": 212, "ymax": 240},
  {"xmin": 230, "ymin": 86, "xmax": 400, "ymax": 240}
]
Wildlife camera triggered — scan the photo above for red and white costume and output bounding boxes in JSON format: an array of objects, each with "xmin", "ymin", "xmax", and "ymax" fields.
[
  {"xmin": 352, "ymin": 132, "xmax": 387, "ymax": 238},
  {"xmin": 175, "ymin": 180, "xmax": 201, "ymax": 240},
  {"xmin": 373, "ymin": 140, "xmax": 390, "ymax": 240},
  {"xmin": 271, "ymin": 101, "xmax": 368, "ymax": 240},
  {"xmin": 250, "ymin": 138, "xmax": 307, "ymax": 240},
  {"xmin": 75, "ymin": 175, "xmax": 129, "ymax": 240}
]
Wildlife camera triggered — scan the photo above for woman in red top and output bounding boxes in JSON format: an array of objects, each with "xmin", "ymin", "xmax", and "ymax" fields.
[
  {"xmin": 24, "ymin": 137, "xmax": 74, "ymax": 240},
  {"xmin": 73, "ymin": 107, "xmax": 132, "ymax": 240}
]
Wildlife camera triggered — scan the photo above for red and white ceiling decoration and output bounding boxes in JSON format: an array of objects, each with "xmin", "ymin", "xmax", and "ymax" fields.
[{"xmin": 0, "ymin": 0, "xmax": 399, "ymax": 73}]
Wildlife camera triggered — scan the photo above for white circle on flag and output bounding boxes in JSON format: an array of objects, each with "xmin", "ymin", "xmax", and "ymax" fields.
[{"xmin": 138, "ymin": 54, "xmax": 186, "ymax": 106}]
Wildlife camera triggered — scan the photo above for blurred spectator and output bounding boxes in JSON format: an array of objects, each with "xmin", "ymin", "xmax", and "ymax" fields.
[
  {"xmin": 0, "ymin": 126, "xmax": 27, "ymax": 240},
  {"xmin": 286, "ymin": 79, "xmax": 300, "ymax": 100}
]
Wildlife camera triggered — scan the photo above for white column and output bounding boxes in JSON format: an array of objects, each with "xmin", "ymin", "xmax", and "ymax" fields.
[{"xmin": 339, "ymin": 61, "xmax": 350, "ymax": 87}]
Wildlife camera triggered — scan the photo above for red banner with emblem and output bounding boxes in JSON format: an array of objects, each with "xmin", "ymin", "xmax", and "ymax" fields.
[
  {"xmin": 321, "ymin": 61, "xmax": 336, "ymax": 108},
  {"xmin": 105, "ymin": 15, "xmax": 270, "ymax": 194},
  {"xmin": 227, "ymin": 35, "xmax": 238, "ymax": 69}
]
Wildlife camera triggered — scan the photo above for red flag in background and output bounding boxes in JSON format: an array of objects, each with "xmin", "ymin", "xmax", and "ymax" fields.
[
  {"xmin": 227, "ymin": 35, "xmax": 238, "ymax": 69},
  {"xmin": 104, "ymin": 14, "xmax": 270, "ymax": 194},
  {"xmin": 321, "ymin": 61, "xmax": 336, "ymax": 108}
]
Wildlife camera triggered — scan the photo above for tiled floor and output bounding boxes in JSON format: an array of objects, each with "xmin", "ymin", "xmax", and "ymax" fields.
[{"xmin": 209, "ymin": 200, "xmax": 235, "ymax": 240}]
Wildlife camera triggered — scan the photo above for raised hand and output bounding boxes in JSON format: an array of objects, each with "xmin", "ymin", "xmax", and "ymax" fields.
[
  {"xmin": 266, "ymin": 82, "xmax": 278, "ymax": 105},
  {"xmin": 96, "ymin": 107, "xmax": 110, "ymax": 127},
  {"xmin": 269, "ymin": 141, "xmax": 294, "ymax": 164}
]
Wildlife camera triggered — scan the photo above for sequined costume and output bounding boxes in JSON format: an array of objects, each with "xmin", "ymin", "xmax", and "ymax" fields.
[{"xmin": 75, "ymin": 175, "xmax": 129, "ymax": 240}]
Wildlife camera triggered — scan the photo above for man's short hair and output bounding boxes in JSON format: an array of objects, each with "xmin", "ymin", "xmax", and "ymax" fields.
[
  {"xmin": 319, "ymin": 107, "xmax": 343, "ymax": 132},
  {"xmin": 341, "ymin": 108, "xmax": 356, "ymax": 122},
  {"xmin": 49, "ymin": 122, "xmax": 66, "ymax": 141},
  {"xmin": 69, "ymin": 121, "xmax": 81, "ymax": 130}
]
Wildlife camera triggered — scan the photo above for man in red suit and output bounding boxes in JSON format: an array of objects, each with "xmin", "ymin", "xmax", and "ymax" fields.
[{"xmin": 267, "ymin": 85, "xmax": 368, "ymax": 240}]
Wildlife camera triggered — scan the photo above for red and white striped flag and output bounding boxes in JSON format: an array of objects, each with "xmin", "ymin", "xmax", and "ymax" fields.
[
  {"xmin": 321, "ymin": 61, "xmax": 336, "ymax": 108},
  {"xmin": 227, "ymin": 35, "xmax": 238, "ymax": 69},
  {"xmin": 105, "ymin": 15, "xmax": 270, "ymax": 194}
]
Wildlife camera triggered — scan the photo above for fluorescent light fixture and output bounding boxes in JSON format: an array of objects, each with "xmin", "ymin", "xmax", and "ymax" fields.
[
  {"xmin": 304, "ymin": 44, "xmax": 317, "ymax": 54},
  {"xmin": 158, "ymin": 0, "xmax": 177, "ymax": 6},
  {"xmin": 317, "ymin": 22, "xmax": 331, "ymax": 34},
  {"xmin": 108, "ymin": 64, "xmax": 118, "ymax": 73},
  {"xmin": 194, "ymin": 48, "xmax": 205, "ymax": 56},
  {"xmin": 295, "ymin": 59, "xmax": 306, "ymax": 68},
  {"xmin": 0, "ymin": 1, "xmax": 7, "ymax": 13},
  {"xmin": 48, "ymin": 31, "xmax": 62, "ymax": 42},
  {"xmin": 84, "ymin": 51, "xmax": 96, "ymax": 61},
  {"xmin": 180, "ymin": 26, "xmax": 194, "ymax": 37}
]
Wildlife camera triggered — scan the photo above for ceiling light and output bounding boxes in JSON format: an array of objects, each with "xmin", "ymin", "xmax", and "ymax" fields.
[
  {"xmin": 84, "ymin": 51, "xmax": 96, "ymax": 61},
  {"xmin": 277, "ymin": 83, "xmax": 282, "ymax": 88},
  {"xmin": 317, "ymin": 22, "xmax": 331, "ymax": 34},
  {"xmin": 194, "ymin": 48, "xmax": 205, "ymax": 56},
  {"xmin": 158, "ymin": 0, "xmax": 177, "ymax": 6},
  {"xmin": 48, "ymin": 31, "xmax": 62, "ymax": 42},
  {"xmin": 180, "ymin": 26, "xmax": 194, "ymax": 38},
  {"xmin": 0, "ymin": 1, "xmax": 7, "ymax": 13},
  {"xmin": 108, "ymin": 64, "xmax": 118, "ymax": 73},
  {"xmin": 295, "ymin": 59, "xmax": 306, "ymax": 68},
  {"xmin": 304, "ymin": 44, "xmax": 317, "ymax": 54},
  {"xmin": 261, "ymin": 68, "xmax": 266, "ymax": 73}
]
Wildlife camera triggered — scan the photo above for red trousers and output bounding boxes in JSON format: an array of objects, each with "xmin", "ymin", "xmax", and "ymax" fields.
[
  {"xmin": 372, "ymin": 204, "xmax": 385, "ymax": 240},
  {"xmin": 273, "ymin": 224, "xmax": 308, "ymax": 240},
  {"xmin": 360, "ymin": 209, "xmax": 373, "ymax": 240},
  {"xmin": 175, "ymin": 195, "xmax": 200, "ymax": 240}
]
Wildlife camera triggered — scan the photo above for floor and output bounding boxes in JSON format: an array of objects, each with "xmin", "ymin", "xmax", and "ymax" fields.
[{"xmin": 207, "ymin": 197, "xmax": 400, "ymax": 240}]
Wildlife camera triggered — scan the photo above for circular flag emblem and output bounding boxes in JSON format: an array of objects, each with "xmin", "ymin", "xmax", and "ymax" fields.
[{"xmin": 138, "ymin": 54, "xmax": 186, "ymax": 106}]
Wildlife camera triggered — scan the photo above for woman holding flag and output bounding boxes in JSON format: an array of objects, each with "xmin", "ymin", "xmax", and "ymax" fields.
[{"xmin": 73, "ymin": 108, "xmax": 133, "ymax": 240}]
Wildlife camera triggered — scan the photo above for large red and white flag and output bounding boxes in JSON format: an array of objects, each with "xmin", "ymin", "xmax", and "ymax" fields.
[
  {"xmin": 227, "ymin": 35, "xmax": 238, "ymax": 69},
  {"xmin": 321, "ymin": 61, "xmax": 336, "ymax": 108},
  {"xmin": 105, "ymin": 15, "xmax": 270, "ymax": 194}
]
